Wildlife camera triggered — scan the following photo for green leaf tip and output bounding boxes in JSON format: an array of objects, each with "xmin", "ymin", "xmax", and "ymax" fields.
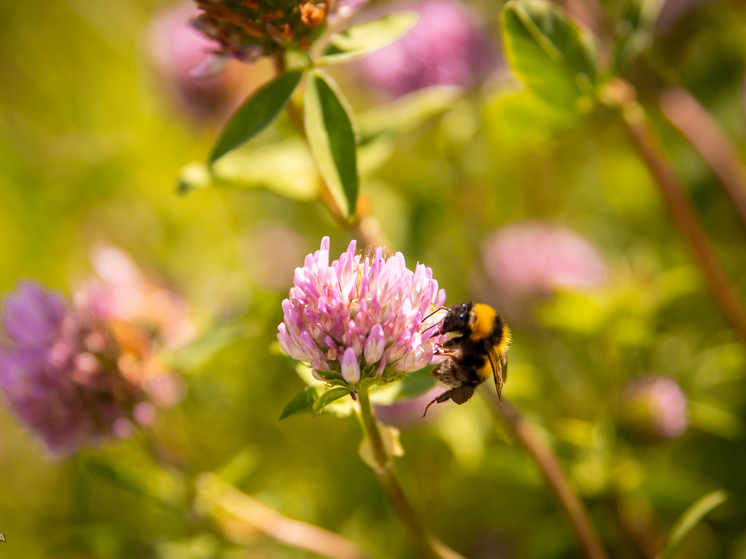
[
  {"xmin": 304, "ymin": 70, "xmax": 359, "ymax": 220},
  {"xmin": 209, "ymin": 69, "xmax": 304, "ymax": 164},
  {"xmin": 656, "ymin": 490, "xmax": 727, "ymax": 559},
  {"xmin": 312, "ymin": 387, "xmax": 352, "ymax": 415},
  {"xmin": 318, "ymin": 12, "xmax": 420, "ymax": 65},
  {"xmin": 278, "ymin": 386, "xmax": 323, "ymax": 422}
]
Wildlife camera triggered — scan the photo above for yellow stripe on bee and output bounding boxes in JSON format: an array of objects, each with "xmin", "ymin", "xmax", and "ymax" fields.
[
  {"xmin": 476, "ymin": 362, "xmax": 493, "ymax": 382},
  {"xmin": 470, "ymin": 303, "xmax": 497, "ymax": 341},
  {"xmin": 496, "ymin": 324, "xmax": 511, "ymax": 354}
]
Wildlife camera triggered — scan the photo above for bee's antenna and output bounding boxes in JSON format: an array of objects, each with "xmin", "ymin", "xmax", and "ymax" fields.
[
  {"xmin": 421, "ymin": 306, "xmax": 447, "ymax": 335},
  {"xmin": 422, "ymin": 306, "xmax": 447, "ymax": 322}
]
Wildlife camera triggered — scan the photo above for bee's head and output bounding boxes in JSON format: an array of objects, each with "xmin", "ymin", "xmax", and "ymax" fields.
[{"xmin": 438, "ymin": 302, "xmax": 474, "ymax": 335}]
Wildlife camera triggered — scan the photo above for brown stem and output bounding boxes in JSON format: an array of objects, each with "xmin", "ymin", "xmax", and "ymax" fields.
[
  {"xmin": 357, "ymin": 387, "xmax": 466, "ymax": 559},
  {"xmin": 659, "ymin": 87, "xmax": 746, "ymax": 231},
  {"xmin": 604, "ymin": 80, "xmax": 746, "ymax": 346},
  {"xmin": 487, "ymin": 395, "xmax": 610, "ymax": 559},
  {"xmin": 198, "ymin": 474, "xmax": 368, "ymax": 559}
]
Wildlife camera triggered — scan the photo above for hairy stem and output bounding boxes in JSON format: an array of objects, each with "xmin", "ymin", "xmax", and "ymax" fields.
[
  {"xmin": 357, "ymin": 387, "xmax": 466, "ymax": 559},
  {"xmin": 487, "ymin": 394, "xmax": 610, "ymax": 559}
]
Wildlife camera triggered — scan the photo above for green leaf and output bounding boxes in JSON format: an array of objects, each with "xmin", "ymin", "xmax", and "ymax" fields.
[
  {"xmin": 689, "ymin": 400, "xmax": 744, "ymax": 440},
  {"xmin": 85, "ymin": 458, "xmax": 148, "ymax": 497},
  {"xmin": 209, "ymin": 69, "xmax": 304, "ymax": 163},
  {"xmin": 172, "ymin": 321, "xmax": 250, "ymax": 373},
  {"xmin": 312, "ymin": 387, "xmax": 351, "ymax": 414},
  {"xmin": 179, "ymin": 140, "xmax": 320, "ymax": 200},
  {"xmin": 397, "ymin": 368, "xmax": 436, "ymax": 399},
  {"xmin": 304, "ymin": 70, "xmax": 359, "ymax": 219},
  {"xmin": 278, "ymin": 386, "xmax": 325, "ymax": 421},
  {"xmin": 318, "ymin": 12, "xmax": 419, "ymax": 65},
  {"xmin": 501, "ymin": 0, "xmax": 598, "ymax": 111},
  {"xmin": 213, "ymin": 447, "xmax": 260, "ymax": 486},
  {"xmin": 177, "ymin": 162, "xmax": 212, "ymax": 194},
  {"xmin": 313, "ymin": 368, "xmax": 347, "ymax": 383},
  {"xmin": 656, "ymin": 490, "xmax": 727, "ymax": 559},
  {"xmin": 357, "ymin": 85, "xmax": 462, "ymax": 141},
  {"xmin": 483, "ymin": 89, "xmax": 577, "ymax": 154}
]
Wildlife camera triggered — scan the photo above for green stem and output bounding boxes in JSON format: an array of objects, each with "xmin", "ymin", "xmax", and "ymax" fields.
[
  {"xmin": 356, "ymin": 387, "xmax": 466, "ymax": 559},
  {"xmin": 272, "ymin": 49, "xmax": 387, "ymax": 248}
]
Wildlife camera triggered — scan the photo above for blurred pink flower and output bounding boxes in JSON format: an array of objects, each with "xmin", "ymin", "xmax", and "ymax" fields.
[
  {"xmin": 148, "ymin": 2, "xmax": 254, "ymax": 119},
  {"xmin": 0, "ymin": 283, "xmax": 150, "ymax": 456},
  {"xmin": 0, "ymin": 248, "xmax": 195, "ymax": 457},
  {"xmin": 75, "ymin": 244, "xmax": 196, "ymax": 352},
  {"xmin": 278, "ymin": 237, "xmax": 446, "ymax": 384},
  {"xmin": 480, "ymin": 221, "xmax": 607, "ymax": 318},
  {"xmin": 361, "ymin": 0, "xmax": 496, "ymax": 97},
  {"xmin": 619, "ymin": 376, "xmax": 688, "ymax": 441}
]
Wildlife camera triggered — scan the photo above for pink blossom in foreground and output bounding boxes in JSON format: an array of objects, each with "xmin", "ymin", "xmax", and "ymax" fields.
[
  {"xmin": 361, "ymin": 0, "xmax": 496, "ymax": 97},
  {"xmin": 278, "ymin": 237, "xmax": 446, "ymax": 384},
  {"xmin": 619, "ymin": 376, "xmax": 688, "ymax": 442}
]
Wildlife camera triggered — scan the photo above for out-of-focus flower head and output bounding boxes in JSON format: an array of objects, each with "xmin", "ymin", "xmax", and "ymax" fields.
[
  {"xmin": 192, "ymin": 0, "xmax": 336, "ymax": 62},
  {"xmin": 278, "ymin": 237, "xmax": 446, "ymax": 386},
  {"xmin": 0, "ymin": 283, "xmax": 148, "ymax": 456},
  {"xmin": 149, "ymin": 3, "xmax": 255, "ymax": 119},
  {"xmin": 480, "ymin": 221, "xmax": 607, "ymax": 319},
  {"xmin": 75, "ymin": 245, "xmax": 196, "ymax": 352},
  {"xmin": 0, "ymin": 250, "xmax": 193, "ymax": 457},
  {"xmin": 361, "ymin": 0, "xmax": 496, "ymax": 97},
  {"xmin": 619, "ymin": 376, "xmax": 688, "ymax": 442}
]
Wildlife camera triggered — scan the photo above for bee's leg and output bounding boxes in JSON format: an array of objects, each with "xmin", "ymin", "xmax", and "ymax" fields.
[
  {"xmin": 422, "ymin": 390, "xmax": 456, "ymax": 417},
  {"xmin": 440, "ymin": 336, "xmax": 463, "ymax": 349},
  {"xmin": 422, "ymin": 385, "xmax": 476, "ymax": 417},
  {"xmin": 450, "ymin": 385, "xmax": 475, "ymax": 405}
]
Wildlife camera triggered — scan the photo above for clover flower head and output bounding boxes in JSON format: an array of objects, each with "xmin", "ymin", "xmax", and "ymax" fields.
[
  {"xmin": 0, "ymin": 274, "xmax": 188, "ymax": 457},
  {"xmin": 149, "ymin": 2, "xmax": 253, "ymax": 120},
  {"xmin": 278, "ymin": 237, "xmax": 446, "ymax": 386},
  {"xmin": 192, "ymin": 0, "xmax": 337, "ymax": 63},
  {"xmin": 0, "ymin": 283, "xmax": 136, "ymax": 456},
  {"xmin": 620, "ymin": 376, "xmax": 688, "ymax": 442}
]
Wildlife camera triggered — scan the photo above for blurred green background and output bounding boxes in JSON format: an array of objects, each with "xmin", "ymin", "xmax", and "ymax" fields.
[{"xmin": 1, "ymin": 0, "xmax": 746, "ymax": 557}]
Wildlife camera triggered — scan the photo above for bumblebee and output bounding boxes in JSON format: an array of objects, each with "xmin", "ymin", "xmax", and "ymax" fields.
[{"xmin": 423, "ymin": 302, "xmax": 511, "ymax": 416}]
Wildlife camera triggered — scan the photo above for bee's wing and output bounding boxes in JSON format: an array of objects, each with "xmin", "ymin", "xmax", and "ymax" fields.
[{"xmin": 487, "ymin": 346, "xmax": 507, "ymax": 402}]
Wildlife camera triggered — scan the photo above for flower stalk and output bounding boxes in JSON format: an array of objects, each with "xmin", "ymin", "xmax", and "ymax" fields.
[
  {"xmin": 602, "ymin": 79, "xmax": 746, "ymax": 347},
  {"xmin": 356, "ymin": 386, "xmax": 466, "ymax": 559},
  {"xmin": 659, "ymin": 86, "xmax": 746, "ymax": 232},
  {"xmin": 487, "ymin": 394, "xmax": 610, "ymax": 559}
]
